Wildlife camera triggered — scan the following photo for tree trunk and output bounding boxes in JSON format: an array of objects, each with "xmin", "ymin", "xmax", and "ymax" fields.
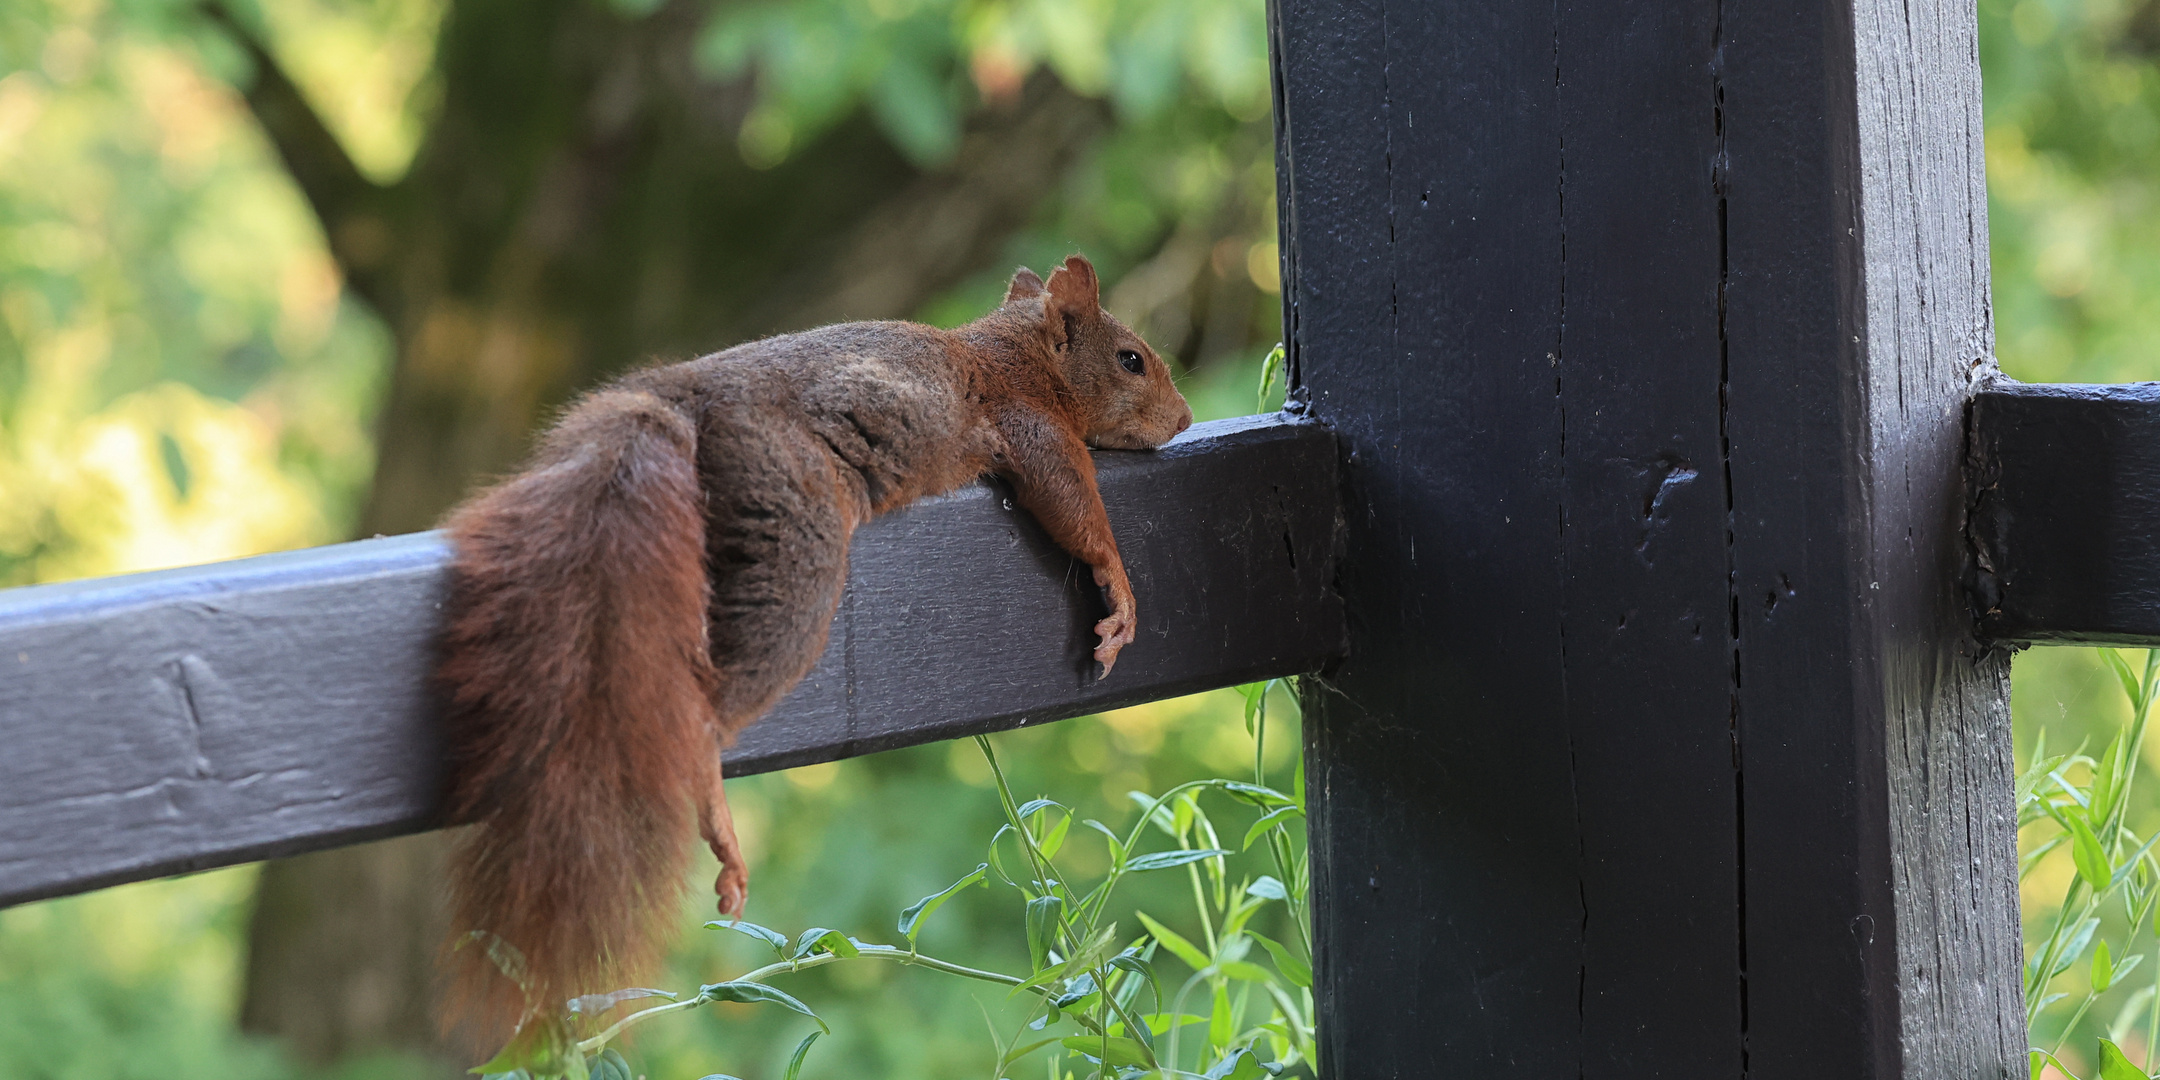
[{"xmin": 208, "ymin": 0, "xmax": 1104, "ymax": 1064}]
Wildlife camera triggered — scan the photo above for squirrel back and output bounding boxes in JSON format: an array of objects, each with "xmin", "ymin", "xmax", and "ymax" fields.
[{"xmin": 436, "ymin": 256, "xmax": 1190, "ymax": 1048}]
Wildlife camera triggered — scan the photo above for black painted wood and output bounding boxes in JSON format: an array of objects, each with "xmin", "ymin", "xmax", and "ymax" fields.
[
  {"xmin": 0, "ymin": 414, "xmax": 1343, "ymax": 908},
  {"xmin": 1555, "ymin": 4, "xmax": 1745, "ymax": 1071},
  {"xmin": 1275, "ymin": 0, "xmax": 2020, "ymax": 1075},
  {"xmin": 1971, "ymin": 380, "xmax": 2160, "ymax": 645},
  {"xmin": 1724, "ymin": 2, "xmax": 2023, "ymax": 1073}
]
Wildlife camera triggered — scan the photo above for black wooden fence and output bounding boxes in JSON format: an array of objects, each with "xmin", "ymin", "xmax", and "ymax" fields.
[{"xmin": 5, "ymin": 1, "xmax": 2158, "ymax": 1075}]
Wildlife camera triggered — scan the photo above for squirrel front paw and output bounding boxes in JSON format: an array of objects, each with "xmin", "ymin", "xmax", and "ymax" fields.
[{"xmin": 1093, "ymin": 608, "xmax": 1137, "ymax": 678}]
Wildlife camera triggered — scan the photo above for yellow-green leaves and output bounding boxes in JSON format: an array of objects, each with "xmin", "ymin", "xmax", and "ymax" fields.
[{"xmin": 2071, "ymin": 813, "xmax": 2113, "ymax": 892}]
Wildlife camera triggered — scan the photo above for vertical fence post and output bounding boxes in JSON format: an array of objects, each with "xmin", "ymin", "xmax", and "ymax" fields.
[{"xmin": 1270, "ymin": 0, "xmax": 2022, "ymax": 1074}]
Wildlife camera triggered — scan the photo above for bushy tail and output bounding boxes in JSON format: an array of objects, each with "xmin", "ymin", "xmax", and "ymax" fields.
[{"xmin": 436, "ymin": 389, "xmax": 716, "ymax": 1042}]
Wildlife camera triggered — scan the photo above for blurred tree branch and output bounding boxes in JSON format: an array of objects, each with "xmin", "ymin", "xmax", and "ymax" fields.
[{"xmin": 196, "ymin": 1, "xmax": 396, "ymax": 313}]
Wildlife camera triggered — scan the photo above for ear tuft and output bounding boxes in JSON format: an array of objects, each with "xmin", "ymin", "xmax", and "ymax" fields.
[
  {"xmin": 1044, "ymin": 254, "xmax": 1100, "ymax": 315},
  {"xmin": 1004, "ymin": 267, "xmax": 1045, "ymax": 304}
]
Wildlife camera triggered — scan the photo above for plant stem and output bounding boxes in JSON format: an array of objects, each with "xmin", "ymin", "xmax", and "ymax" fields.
[
  {"xmin": 2052, "ymin": 988, "xmax": 2102, "ymax": 1057},
  {"xmin": 2147, "ymin": 941, "xmax": 2160, "ymax": 1071},
  {"xmin": 573, "ymin": 946, "xmax": 1030, "ymax": 1055}
]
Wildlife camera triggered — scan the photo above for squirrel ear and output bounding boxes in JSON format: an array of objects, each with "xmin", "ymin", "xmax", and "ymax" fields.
[
  {"xmin": 1004, "ymin": 267, "xmax": 1045, "ymax": 304},
  {"xmin": 1043, "ymin": 254, "xmax": 1100, "ymax": 316}
]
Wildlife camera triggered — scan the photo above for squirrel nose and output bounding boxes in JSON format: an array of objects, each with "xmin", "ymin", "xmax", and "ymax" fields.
[{"xmin": 1175, "ymin": 411, "xmax": 1191, "ymax": 434}]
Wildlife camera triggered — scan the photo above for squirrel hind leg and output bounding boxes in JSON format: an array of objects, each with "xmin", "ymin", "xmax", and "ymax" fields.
[
  {"xmin": 692, "ymin": 432, "xmax": 860, "ymax": 919},
  {"xmin": 701, "ymin": 773, "xmax": 747, "ymax": 918}
]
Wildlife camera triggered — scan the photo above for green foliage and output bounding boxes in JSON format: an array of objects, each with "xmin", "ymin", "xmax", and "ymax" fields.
[
  {"xmin": 0, "ymin": 0, "xmax": 387, "ymax": 587},
  {"xmin": 1982, "ymin": 0, "xmax": 2160, "ymax": 386},
  {"xmin": 477, "ymin": 681, "xmax": 1314, "ymax": 1080},
  {"xmin": 2020, "ymin": 651, "xmax": 2160, "ymax": 1076},
  {"xmin": 698, "ymin": 0, "xmax": 1270, "ymax": 168},
  {"xmin": 1981, "ymin": 5, "xmax": 2160, "ymax": 1074}
]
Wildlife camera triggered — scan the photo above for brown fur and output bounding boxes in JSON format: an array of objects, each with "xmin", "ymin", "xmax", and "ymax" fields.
[{"xmin": 437, "ymin": 256, "xmax": 1190, "ymax": 1046}]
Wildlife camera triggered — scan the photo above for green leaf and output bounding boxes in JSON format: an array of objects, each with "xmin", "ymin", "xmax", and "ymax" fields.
[
  {"xmin": 898, "ymin": 863, "xmax": 988, "ymax": 942},
  {"xmin": 1218, "ymin": 781, "xmax": 1296, "ymax": 809},
  {"xmin": 2070, "ymin": 815, "xmax": 2113, "ymax": 893},
  {"xmin": 698, "ymin": 981, "xmax": 828, "ymax": 1032},
  {"xmin": 592, "ymin": 1048, "xmax": 632, "ymax": 1080},
  {"xmin": 1242, "ymin": 807, "xmax": 1305, "ymax": 851},
  {"xmin": 1085, "ymin": 819, "xmax": 1128, "ymax": 866},
  {"xmin": 996, "ymin": 1035, "xmax": 1066, "ymax": 1070},
  {"xmin": 1012, "ymin": 924, "xmax": 1121, "ymax": 995},
  {"xmin": 1137, "ymin": 911, "xmax": 1211, "ymax": 972},
  {"xmin": 707, "ymin": 919, "xmax": 791, "ymax": 959},
  {"xmin": 2106, "ymin": 649, "xmax": 2145, "ymax": 711},
  {"xmin": 791, "ymin": 928, "xmax": 859, "ymax": 960},
  {"xmin": 2053, "ymin": 919, "xmax": 2104, "ymax": 980},
  {"xmin": 2092, "ymin": 938, "xmax": 2116, "ymax": 992},
  {"xmin": 2094, "ymin": 735, "xmax": 2127, "ymax": 826},
  {"xmin": 471, "ymin": 1015, "xmax": 573, "ymax": 1077},
  {"xmin": 1256, "ymin": 344, "xmax": 1287, "ymax": 413},
  {"xmin": 1026, "ymin": 895, "xmax": 1065, "ymax": 972},
  {"xmin": 1068, "ymin": 923, "xmax": 1123, "ymax": 974},
  {"xmin": 1144, "ymin": 1012, "xmax": 1208, "ymax": 1036},
  {"xmin": 1248, "ymin": 932, "xmax": 1311, "ymax": 988},
  {"xmin": 1110, "ymin": 947, "xmax": 1161, "ymax": 1007},
  {"xmin": 1239, "ymin": 680, "xmax": 1268, "ymax": 734},
  {"xmin": 1130, "ymin": 791, "xmax": 1180, "ymax": 837},
  {"xmin": 986, "ymin": 826, "xmax": 1021, "ymax": 887},
  {"xmin": 2099, "ymin": 1038, "xmax": 2148, "ymax": 1080},
  {"xmin": 1207, "ymin": 1046, "xmax": 1287, "ymax": 1080},
  {"xmin": 1247, "ymin": 876, "xmax": 1289, "ymax": 902},
  {"xmin": 2114, "ymin": 832, "xmax": 2160, "ymax": 890},
  {"xmin": 1039, "ymin": 809, "xmax": 1073, "ymax": 860},
  {"xmin": 1128, "ymin": 848, "xmax": 1234, "ymax": 872},
  {"xmin": 1059, "ymin": 1036, "xmax": 1154, "ymax": 1068},
  {"xmin": 1210, "ymin": 982, "xmax": 1235, "ymax": 1048},
  {"xmin": 1052, "ymin": 971, "xmax": 1100, "ymax": 1008},
  {"xmin": 781, "ymin": 1030, "xmax": 821, "ymax": 1080},
  {"xmin": 1218, "ymin": 959, "xmax": 1276, "ymax": 983}
]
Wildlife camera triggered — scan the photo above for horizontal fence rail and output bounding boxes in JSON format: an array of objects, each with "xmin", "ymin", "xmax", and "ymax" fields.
[
  {"xmin": 0, "ymin": 413, "xmax": 1344, "ymax": 908},
  {"xmin": 1971, "ymin": 380, "xmax": 2160, "ymax": 645}
]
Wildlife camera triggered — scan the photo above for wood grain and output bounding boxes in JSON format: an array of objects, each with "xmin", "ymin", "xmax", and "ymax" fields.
[
  {"xmin": 1724, "ymin": 0, "xmax": 2021, "ymax": 1073},
  {"xmin": 0, "ymin": 414, "xmax": 1343, "ymax": 907}
]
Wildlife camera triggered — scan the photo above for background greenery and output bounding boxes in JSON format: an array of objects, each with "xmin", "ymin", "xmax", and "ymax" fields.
[
  {"xmin": 1983, "ymin": 0, "xmax": 2160, "ymax": 1073},
  {"xmin": 1, "ymin": 0, "xmax": 2155, "ymax": 1075}
]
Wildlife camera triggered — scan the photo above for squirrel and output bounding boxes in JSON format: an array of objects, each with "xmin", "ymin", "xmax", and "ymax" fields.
[{"xmin": 434, "ymin": 254, "xmax": 1193, "ymax": 1041}]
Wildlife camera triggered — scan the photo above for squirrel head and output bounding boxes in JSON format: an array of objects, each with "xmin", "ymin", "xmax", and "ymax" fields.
[{"xmin": 1005, "ymin": 256, "xmax": 1193, "ymax": 450}]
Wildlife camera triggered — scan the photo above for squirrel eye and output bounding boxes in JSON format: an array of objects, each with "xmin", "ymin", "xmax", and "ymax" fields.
[{"xmin": 1117, "ymin": 349, "xmax": 1145, "ymax": 375}]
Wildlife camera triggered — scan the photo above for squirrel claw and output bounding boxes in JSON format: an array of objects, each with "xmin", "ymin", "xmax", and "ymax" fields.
[
  {"xmin": 1092, "ymin": 613, "xmax": 1136, "ymax": 679},
  {"xmin": 715, "ymin": 863, "xmax": 748, "ymax": 920}
]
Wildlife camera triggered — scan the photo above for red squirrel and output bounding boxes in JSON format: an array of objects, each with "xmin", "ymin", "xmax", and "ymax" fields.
[{"xmin": 435, "ymin": 255, "xmax": 1192, "ymax": 1040}]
